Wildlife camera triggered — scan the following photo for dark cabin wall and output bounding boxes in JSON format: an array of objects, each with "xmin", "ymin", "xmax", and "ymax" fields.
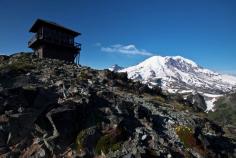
[
  {"xmin": 42, "ymin": 26, "xmax": 74, "ymax": 46},
  {"xmin": 42, "ymin": 45, "xmax": 77, "ymax": 62}
]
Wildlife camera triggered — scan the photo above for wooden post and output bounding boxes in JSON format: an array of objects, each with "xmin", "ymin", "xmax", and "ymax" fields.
[
  {"xmin": 77, "ymin": 53, "xmax": 80, "ymax": 65},
  {"xmin": 74, "ymin": 53, "xmax": 80, "ymax": 65},
  {"xmin": 42, "ymin": 26, "xmax": 43, "ymax": 38}
]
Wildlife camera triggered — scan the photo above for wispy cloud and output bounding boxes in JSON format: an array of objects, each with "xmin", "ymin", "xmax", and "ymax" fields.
[{"xmin": 99, "ymin": 44, "xmax": 153, "ymax": 56}]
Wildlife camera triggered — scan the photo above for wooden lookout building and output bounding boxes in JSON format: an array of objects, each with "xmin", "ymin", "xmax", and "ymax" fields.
[{"xmin": 28, "ymin": 19, "xmax": 81, "ymax": 63}]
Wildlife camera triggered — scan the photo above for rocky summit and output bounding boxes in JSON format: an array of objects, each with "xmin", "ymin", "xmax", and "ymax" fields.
[{"xmin": 0, "ymin": 53, "xmax": 235, "ymax": 158}]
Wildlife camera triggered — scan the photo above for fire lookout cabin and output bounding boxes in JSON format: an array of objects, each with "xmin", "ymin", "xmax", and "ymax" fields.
[{"xmin": 28, "ymin": 19, "xmax": 81, "ymax": 63}]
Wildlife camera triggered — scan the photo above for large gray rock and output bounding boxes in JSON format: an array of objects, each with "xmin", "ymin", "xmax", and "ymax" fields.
[{"xmin": 186, "ymin": 93, "xmax": 207, "ymax": 112}]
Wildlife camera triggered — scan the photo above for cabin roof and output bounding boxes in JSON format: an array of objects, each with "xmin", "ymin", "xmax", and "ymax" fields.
[{"xmin": 29, "ymin": 19, "xmax": 81, "ymax": 36}]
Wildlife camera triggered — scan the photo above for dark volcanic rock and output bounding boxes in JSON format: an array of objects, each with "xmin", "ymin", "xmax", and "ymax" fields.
[
  {"xmin": 0, "ymin": 55, "xmax": 9, "ymax": 62},
  {"xmin": 0, "ymin": 53, "xmax": 235, "ymax": 158}
]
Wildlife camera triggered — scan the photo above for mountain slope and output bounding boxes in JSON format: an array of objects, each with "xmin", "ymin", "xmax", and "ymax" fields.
[
  {"xmin": 116, "ymin": 56, "xmax": 236, "ymax": 111},
  {"xmin": 119, "ymin": 56, "xmax": 236, "ymax": 93}
]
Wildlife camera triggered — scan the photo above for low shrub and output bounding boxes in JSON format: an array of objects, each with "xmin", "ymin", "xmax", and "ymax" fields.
[
  {"xmin": 175, "ymin": 125, "xmax": 206, "ymax": 156},
  {"xmin": 175, "ymin": 125, "xmax": 195, "ymax": 148},
  {"xmin": 95, "ymin": 134, "xmax": 122, "ymax": 155},
  {"xmin": 95, "ymin": 127, "xmax": 124, "ymax": 155},
  {"xmin": 75, "ymin": 129, "xmax": 88, "ymax": 156}
]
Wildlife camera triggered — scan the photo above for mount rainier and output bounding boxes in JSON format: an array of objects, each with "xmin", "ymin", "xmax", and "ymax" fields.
[{"xmin": 110, "ymin": 56, "xmax": 236, "ymax": 111}]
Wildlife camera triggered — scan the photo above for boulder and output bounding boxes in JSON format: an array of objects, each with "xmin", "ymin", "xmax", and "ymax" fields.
[{"xmin": 186, "ymin": 93, "xmax": 207, "ymax": 112}]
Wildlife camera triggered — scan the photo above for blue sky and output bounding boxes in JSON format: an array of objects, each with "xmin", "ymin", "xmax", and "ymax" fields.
[{"xmin": 0, "ymin": 0, "xmax": 235, "ymax": 73}]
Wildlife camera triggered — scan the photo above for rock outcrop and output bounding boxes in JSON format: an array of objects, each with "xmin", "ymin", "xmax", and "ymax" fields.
[
  {"xmin": 186, "ymin": 93, "xmax": 207, "ymax": 112},
  {"xmin": 0, "ymin": 53, "xmax": 235, "ymax": 158}
]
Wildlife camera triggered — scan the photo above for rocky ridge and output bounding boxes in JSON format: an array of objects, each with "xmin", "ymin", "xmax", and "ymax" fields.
[{"xmin": 0, "ymin": 53, "xmax": 235, "ymax": 158}]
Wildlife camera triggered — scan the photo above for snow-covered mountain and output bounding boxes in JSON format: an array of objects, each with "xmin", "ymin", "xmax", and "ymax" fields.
[
  {"xmin": 108, "ymin": 64, "xmax": 124, "ymax": 72},
  {"xmin": 110, "ymin": 56, "xmax": 236, "ymax": 111}
]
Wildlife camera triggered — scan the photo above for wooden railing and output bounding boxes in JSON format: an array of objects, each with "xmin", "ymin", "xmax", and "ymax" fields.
[
  {"xmin": 28, "ymin": 34, "xmax": 81, "ymax": 50},
  {"xmin": 28, "ymin": 34, "xmax": 39, "ymax": 46},
  {"xmin": 75, "ymin": 42, "xmax": 81, "ymax": 50}
]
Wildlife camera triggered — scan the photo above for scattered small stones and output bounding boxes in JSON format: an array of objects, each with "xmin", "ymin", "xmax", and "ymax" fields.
[{"xmin": 0, "ymin": 53, "xmax": 235, "ymax": 158}]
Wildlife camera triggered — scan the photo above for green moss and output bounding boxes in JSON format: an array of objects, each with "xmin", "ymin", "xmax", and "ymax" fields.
[
  {"xmin": 95, "ymin": 134, "xmax": 122, "ymax": 155},
  {"xmin": 155, "ymin": 96, "xmax": 165, "ymax": 103},
  {"xmin": 110, "ymin": 142, "xmax": 122, "ymax": 151},
  {"xmin": 22, "ymin": 85, "xmax": 37, "ymax": 91},
  {"xmin": 75, "ymin": 129, "xmax": 87, "ymax": 155},
  {"xmin": 147, "ymin": 95, "xmax": 166, "ymax": 105},
  {"xmin": 173, "ymin": 102, "xmax": 190, "ymax": 111}
]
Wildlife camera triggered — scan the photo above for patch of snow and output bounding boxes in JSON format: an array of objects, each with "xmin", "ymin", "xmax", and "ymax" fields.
[
  {"xmin": 167, "ymin": 89, "xmax": 179, "ymax": 93},
  {"xmin": 108, "ymin": 64, "xmax": 124, "ymax": 72},
  {"xmin": 205, "ymin": 98, "xmax": 217, "ymax": 112},
  {"xmin": 179, "ymin": 90, "xmax": 194, "ymax": 94},
  {"xmin": 201, "ymin": 93, "xmax": 223, "ymax": 98}
]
